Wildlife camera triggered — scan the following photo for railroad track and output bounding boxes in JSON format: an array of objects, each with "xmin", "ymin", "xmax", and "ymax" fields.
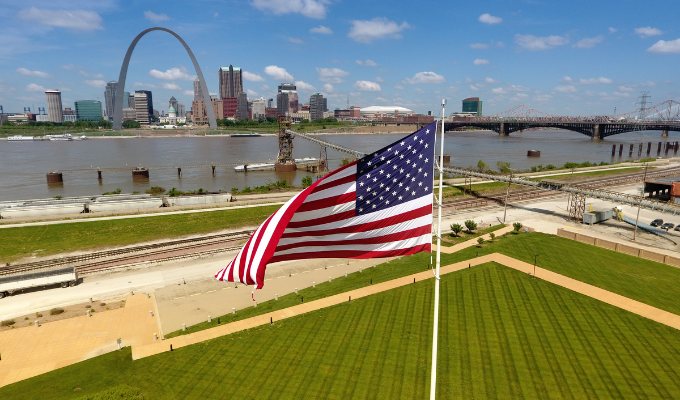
[{"xmin": 1, "ymin": 230, "xmax": 253, "ymax": 277}]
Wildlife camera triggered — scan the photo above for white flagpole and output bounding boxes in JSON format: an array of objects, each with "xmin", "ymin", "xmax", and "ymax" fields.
[{"xmin": 430, "ymin": 99, "xmax": 446, "ymax": 400}]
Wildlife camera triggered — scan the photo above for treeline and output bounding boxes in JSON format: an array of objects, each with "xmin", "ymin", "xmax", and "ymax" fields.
[
  {"xmin": 1, "ymin": 119, "xmax": 113, "ymax": 129},
  {"xmin": 216, "ymin": 117, "xmax": 341, "ymax": 128}
]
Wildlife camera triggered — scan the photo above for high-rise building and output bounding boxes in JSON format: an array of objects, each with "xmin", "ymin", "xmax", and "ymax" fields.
[
  {"xmin": 169, "ymin": 96, "xmax": 178, "ymax": 112},
  {"xmin": 462, "ymin": 97, "xmax": 482, "ymax": 117},
  {"xmin": 193, "ymin": 78, "xmax": 203, "ymax": 100},
  {"xmin": 251, "ymin": 97, "xmax": 266, "ymax": 120},
  {"xmin": 223, "ymin": 98, "xmax": 237, "ymax": 119},
  {"xmin": 237, "ymin": 92, "xmax": 248, "ymax": 120},
  {"xmin": 191, "ymin": 98, "xmax": 223, "ymax": 124},
  {"xmin": 278, "ymin": 83, "xmax": 298, "ymax": 113},
  {"xmin": 219, "ymin": 65, "xmax": 243, "ymax": 99},
  {"xmin": 135, "ymin": 90, "xmax": 153, "ymax": 119},
  {"xmin": 45, "ymin": 89, "xmax": 63, "ymax": 123},
  {"xmin": 267, "ymin": 98, "xmax": 273, "ymax": 108},
  {"xmin": 122, "ymin": 91, "xmax": 131, "ymax": 109},
  {"xmin": 176, "ymin": 103, "xmax": 185, "ymax": 118},
  {"xmin": 310, "ymin": 93, "xmax": 324, "ymax": 121},
  {"xmin": 323, "ymin": 98, "xmax": 328, "ymax": 112},
  {"xmin": 74, "ymin": 100, "xmax": 104, "ymax": 121},
  {"xmin": 134, "ymin": 92, "xmax": 150, "ymax": 125},
  {"xmin": 104, "ymin": 81, "xmax": 117, "ymax": 120},
  {"xmin": 277, "ymin": 92, "xmax": 289, "ymax": 116}
]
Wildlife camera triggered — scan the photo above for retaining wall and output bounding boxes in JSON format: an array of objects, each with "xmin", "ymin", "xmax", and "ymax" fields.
[{"xmin": 557, "ymin": 228, "xmax": 680, "ymax": 268}]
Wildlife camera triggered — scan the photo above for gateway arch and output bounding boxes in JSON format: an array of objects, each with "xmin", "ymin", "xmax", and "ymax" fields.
[{"xmin": 112, "ymin": 27, "xmax": 217, "ymax": 130}]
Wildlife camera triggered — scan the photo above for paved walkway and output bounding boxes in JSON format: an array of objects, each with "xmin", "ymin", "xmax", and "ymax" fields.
[{"xmin": 0, "ymin": 293, "xmax": 158, "ymax": 387}]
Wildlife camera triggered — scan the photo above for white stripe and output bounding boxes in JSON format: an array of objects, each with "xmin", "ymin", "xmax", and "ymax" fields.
[
  {"xmin": 289, "ymin": 200, "xmax": 356, "ymax": 223},
  {"xmin": 277, "ymin": 214, "xmax": 432, "ymax": 246},
  {"xmin": 314, "ymin": 164, "xmax": 356, "ymax": 187},
  {"xmin": 299, "ymin": 181, "xmax": 355, "ymax": 204},
  {"xmin": 283, "ymin": 194, "xmax": 432, "ymax": 233},
  {"xmin": 273, "ymin": 234, "xmax": 432, "ymax": 256}
]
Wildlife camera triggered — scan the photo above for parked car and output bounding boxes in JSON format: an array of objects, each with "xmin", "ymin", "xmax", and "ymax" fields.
[
  {"xmin": 674, "ymin": 225, "xmax": 680, "ymax": 232},
  {"xmin": 661, "ymin": 222, "xmax": 675, "ymax": 230},
  {"xmin": 650, "ymin": 219, "xmax": 664, "ymax": 227}
]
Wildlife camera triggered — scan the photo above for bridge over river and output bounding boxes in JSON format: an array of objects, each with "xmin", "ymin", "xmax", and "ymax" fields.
[{"xmin": 444, "ymin": 102, "xmax": 680, "ymax": 139}]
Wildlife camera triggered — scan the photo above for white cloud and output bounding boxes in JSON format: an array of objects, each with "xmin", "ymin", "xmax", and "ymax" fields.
[
  {"xmin": 16, "ymin": 68, "xmax": 51, "ymax": 78},
  {"xmin": 648, "ymin": 38, "xmax": 680, "ymax": 54},
  {"xmin": 84, "ymin": 80, "xmax": 107, "ymax": 88},
  {"xmin": 506, "ymin": 84, "xmax": 530, "ymax": 92},
  {"xmin": 405, "ymin": 71, "xmax": 446, "ymax": 84},
  {"xmin": 214, "ymin": 12, "xmax": 219, "ymax": 18},
  {"xmin": 356, "ymin": 59, "xmax": 378, "ymax": 66},
  {"xmin": 578, "ymin": 77, "xmax": 613, "ymax": 84},
  {"xmin": 473, "ymin": 59, "xmax": 489, "ymax": 65},
  {"xmin": 470, "ymin": 43, "xmax": 489, "ymax": 49},
  {"xmin": 246, "ymin": 89, "xmax": 258, "ymax": 96},
  {"xmin": 316, "ymin": 67, "xmax": 349, "ymax": 83},
  {"xmin": 17, "ymin": 7, "xmax": 103, "ymax": 31},
  {"xmin": 322, "ymin": 83, "xmax": 334, "ymax": 92},
  {"xmin": 515, "ymin": 34, "xmax": 569, "ymax": 50},
  {"xmin": 243, "ymin": 71, "xmax": 265, "ymax": 82},
  {"xmin": 144, "ymin": 11, "xmax": 169, "ymax": 22},
  {"xmin": 149, "ymin": 67, "xmax": 196, "ymax": 81},
  {"xmin": 295, "ymin": 80, "xmax": 316, "ymax": 90},
  {"xmin": 574, "ymin": 36, "xmax": 604, "ymax": 49},
  {"xmin": 394, "ymin": 85, "xmax": 404, "ymax": 90},
  {"xmin": 79, "ymin": 70, "xmax": 104, "ymax": 79},
  {"xmin": 288, "ymin": 37, "xmax": 305, "ymax": 44},
  {"xmin": 375, "ymin": 77, "xmax": 385, "ymax": 83},
  {"xmin": 133, "ymin": 82, "xmax": 156, "ymax": 89},
  {"xmin": 484, "ymin": 77, "xmax": 498, "ymax": 84},
  {"xmin": 560, "ymin": 76, "xmax": 573, "ymax": 83},
  {"xmin": 618, "ymin": 85, "xmax": 634, "ymax": 92},
  {"xmin": 264, "ymin": 65, "xmax": 294, "ymax": 81},
  {"xmin": 160, "ymin": 82, "xmax": 182, "ymax": 90},
  {"xmin": 491, "ymin": 87, "xmax": 506, "ymax": 94},
  {"xmin": 470, "ymin": 84, "xmax": 479, "ymax": 91},
  {"xmin": 353, "ymin": 80, "xmax": 381, "ymax": 91},
  {"xmin": 464, "ymin": 77, "xmax": 473, "ymax": 83},
  {"xmin": 533, "ymin": 94, "xmax": 552, "ymax": 102},
  {"xmin": 26, "ymin": 83, "xmax": 46, "ymax": 92},
  {"xmin": 310, "ymin": 25, "xmax": 333, "ymax": 34},
  {"xmin": 554, "ymin": 85, "xmax": 577, "ymax": 93},
  {"xmin": 251, "ymin": 0, "xmax": 330, "ymax": 19},
  {"xmin": 183, "ymin": 90, "xmax": 194, "ymax": 96},
  {"xmin": 348, "ymin": 18, "xmax": 411, "ymax": 44},
  {"xmin": 637, "ymin": 80, "xmax": 656, "ymax": 87},
  {"xmin": 61, "ymin": 64, "xmax": 78, "ymax": 70},
  {"xmin": 608, "ymin": 27, "xmax": 617, "ymax": 33},
  {"xmin": 478, "ymin": 13, "xmax": 502, "ymax": 24},
  {"xmin": 635, "ymin": 27, "xmax": 662, "ymax": 38},
  {"xmin": 413, "ymin": 87, "xmax": 425, "ymax": 94}
]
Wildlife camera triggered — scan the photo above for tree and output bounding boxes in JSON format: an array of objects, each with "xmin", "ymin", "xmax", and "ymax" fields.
[
  {"xmin": 98, "ymin": 118, "xmax": 112, "ymax": 128},
  {"xmin": 477, "ymin": 160, "xmax": 488, "ymax": 171},
  {"xmin": 301, "ymin": 175, "xmax": 313, "ymax": 188},
  {"xmin": 62, "ymin": 121, "xmax": 74, "ymax": 128},
  {"xmin": 513, "ymin": 222, "xmax": 523, "ymax": 232},
  {"xmin": 477, "ymin": 237, "xmax": 485, "ymax": 246},
  {"xmin": 266, "ymin": 117, "xmax": 277, "ymax": 123},
  {"xmin": 122, "ymin": 120, "xmax": 141, "ymax": 129},
  {"xmin": 497, "ymin": 161, "xmax": 512, "ymax": 174},
  {"xmin": 489, "ymin": 232, "xmax": 496, "ymax": 242},
  {"xmin": 450, "ymin": 223, "xmax": 463, "ymax": 237},
  {"xmin": 464, "ymin": 220, "xmax": 477, "ymax": 232}
]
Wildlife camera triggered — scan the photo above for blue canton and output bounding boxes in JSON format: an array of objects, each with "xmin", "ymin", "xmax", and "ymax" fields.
[{"xmin": 356, "ymin": 121, "xmax": 438, "ymax": 216}]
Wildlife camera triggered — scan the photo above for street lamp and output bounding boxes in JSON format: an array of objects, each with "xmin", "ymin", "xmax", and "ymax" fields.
[
  {"xmin": 503, "ymin": 168, "xmax": 513, "ymax": 224},
  {"xmin": 533, "ymin": 253, "xmax": 539, "ymax": 278}
]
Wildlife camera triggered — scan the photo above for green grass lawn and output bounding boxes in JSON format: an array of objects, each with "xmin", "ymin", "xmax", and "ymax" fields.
[
  {"xmin": 531, "ymin": 167, "xmax": 645, "ymax": 180},
  {"xmin": 3, "ymin": 262, "xmax": 680, "ymax": 399},
  {"xmin": 0, "ymin": 205, "xmax": 280, "ymax": 263},
  {"xmin": 438, "ymin": 223, "xmax": 507, "ymax": 247}
]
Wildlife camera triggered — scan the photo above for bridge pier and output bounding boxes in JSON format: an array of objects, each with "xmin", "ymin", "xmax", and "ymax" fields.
[
  {"xmin": 662, "ymin": 130, "xmax": 669, "ymax": 137},
  {"xmin": 498, "ymin": 122, "xmax": 508, "ymax": 136},
  {"xmin": 592, "ymin": 124, "xmax": 603, "ymax": 140}
]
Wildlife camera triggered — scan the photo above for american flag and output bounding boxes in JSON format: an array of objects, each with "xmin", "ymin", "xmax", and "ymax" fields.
[{"xmin": 215, "ymin": 121, "xmax": 437, "ymax": 289}]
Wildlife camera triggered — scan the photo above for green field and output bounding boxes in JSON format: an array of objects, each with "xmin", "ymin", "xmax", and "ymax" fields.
[
  {"xmin": 0, "ymin": 205, "xmax": 280, "ymax": 262},
  {"xmin": 3, "ymin": 261, "xmax": 680, "ymax": 399},
  {"xmin": 531, "ymin": 167, "xmax": 645, "ymax": 180}
]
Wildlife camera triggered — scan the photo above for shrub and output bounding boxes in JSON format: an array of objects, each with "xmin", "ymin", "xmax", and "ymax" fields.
[
  {"xmin": 242, "ymin": 186, "xmax": 251, "ymax": 193},
  {"xmin": 102, "ymin": 188, "xmax": 122, "ymax": 195},
  {"xmin": 450, "ymin": 223, "xmax": 463, "ymax": 237},
  {"xmin": 1, "ymin": 319, "xmax": 15, "ymax": 326},
  {"xmin": 302, "ymin": 175, "xmax": 313, "ymax": 188},
  {"xmin": 53, "ymin": 195, "xmax": 63, "ymax": 200},
  {"xmin": 85, "ymin": 305, "xmax": 91, "ymax": 308},
  {"xmin": 37, "ymin": 313, "xmax": 42, "ymax": 317},
  {"xmin": 497, "ymin": 161, "xmax": 512, "ymax": 174},
  {"xmin": 145, "ymin": 186, "xmax": 166, "ymax": 195},
  {"xmin": 24, "ymin": 317, "xmax": 29, "ymax": 320},
  {"xmin": 100, "ymin": 303, "xmax": 106, "ymax": 306},
  {"xmin": 477, "ymin": 160, "xmax": 488, "ymax": 171},
  {"xmin": 464, "ymin": 220, "xmax": 478, "ymax": 232},
  {"xmin": 513, "ymin": 222, "xmax": 523, "ymax": 232},
  {"xmin": 50, "ymin": 308, "xmax": 65, "ymax": 315},
  {"xmin": 545, "ymin": 164, "xmax": 556, "ymax": 170},
  {"xmin": 489, "ymin": 232, "xmax": 496, "ymax": 241},
  {"xmin": 477, "ymin": 237, "xmax": 485, "ymax": 246},
  {"xmin": 230, "ymin": 187, "xmax": 239, "ymax": 194}
]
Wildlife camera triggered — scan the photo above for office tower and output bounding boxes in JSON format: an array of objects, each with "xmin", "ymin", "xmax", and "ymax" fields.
[
  {"xmin": 45, "ymin": 89, "xmax": 63, "ymax": 123},
  {"xmin": 176, "ymin": 103, "xmax": 185, "ymax": 117},
  {"xmin": 250, "ymin": 98, "xmax": 266, "ymax": 120},
  {"xmin": 169, "ymin": 96, "xmax": 178, "ymax": 112},
  {"xmin": 219, "ymin": 65, "xmax": 243, "ymax": 99},
  {"xmin": 193, "ymin": 78, "xmax": 203, "ymax": 100},
  {"xmin": 310, "ymin": 93, "xmax": 324, "ymax": 121},
  {"xmin": 237, "ymin": 92, "xmax": 248, "ymax": 120},
  {"xmin": 104, "ymin": 81, "xmax": 117, "ymax": 120},
  {"xmin": 134, "ymin": 90, "xmax": 153, "ymax": 119},
  {"xmin": 75, "ymin": 100, "xmax": 104, "ymax": 121},
  {"xmin": 462, "ymin": 97, "xmax": 482, "ymax": 117},
  {"xmin": 277, "ymin": 92, "xmax": 289, "ymax": 116},
  {"xmin": 267, "ymin": 98, "xmax": 273, "ymax": 108},
  {"xmin": 134, "ymin": 92, "xmax": 150, "ymax": 125}
]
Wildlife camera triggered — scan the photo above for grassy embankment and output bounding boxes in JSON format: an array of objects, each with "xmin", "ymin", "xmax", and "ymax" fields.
[
  {"xmin": 0, "ymin": 205, "xmax": 280, "ymax": 263},
  {"xmin": 3, "ymin": 234, "xmax": 680, "ymax": 398}
]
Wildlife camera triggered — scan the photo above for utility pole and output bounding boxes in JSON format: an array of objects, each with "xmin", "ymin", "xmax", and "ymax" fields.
[
  {"xmin": 633, "ymin": 163, "xmax": 649, "ymax": 241},
  {"xmin": 503, "ymin": 169, "xmax": 513, "ymax": 223}
]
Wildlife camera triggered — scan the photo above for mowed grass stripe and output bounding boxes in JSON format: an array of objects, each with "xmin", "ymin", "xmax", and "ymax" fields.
[{"xmin": 6, "ymin": 262, "xmax": 680, "ymax": 399}]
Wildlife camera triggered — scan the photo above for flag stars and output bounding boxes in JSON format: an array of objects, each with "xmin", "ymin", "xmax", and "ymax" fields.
[
  {"xmin": 425, "ymin": 158, "xmax": 429, "ymax": 163},
  {"xmin": 381, "ymin": 156, "xmax": 385, "ymax": 161},
  {"xmin": 425, "ymin": 144, "xmax": 429, "ymax": 149},
  {"xmin": 373, "ymin": 177, "xmax": 377, "ymax": 182},
  {"xmin": 418, "ymin": 182, "xmax": 423, "ymax": 186},
  {"xmin": 401, "ymin": 141, "xmax": 405, "ymax": 146},
  {"xmin": 368, "ymin": 161, "xmax": 372, "ymax": 166},
  {"xmin": 399, "ymin": 196, "xmax": 403, "ymax": 200},
  {"xmin": 379, "ymin": 169, "xmax": 384, "ymax": 174},
  {"xmin": 373, "ymin": 204, "xmax": 377, "ymax": 209},
  {"xmin": 386, "ymin": 200, "xmax": 390, "ymax": 205},
  {"xmin": 392, "ymin": 191, "xmax": 397, "ymax": 196},
  {"xmin": 419, "ymin": 154, "xmax": 423, "ymax": 159},
  {"xmin": 379, "ymin": 183, "xmax": 384, "ymax": 188},
  {"xmin": 412, "ymin": 191, "xmax": 416, "ymax": 196}
]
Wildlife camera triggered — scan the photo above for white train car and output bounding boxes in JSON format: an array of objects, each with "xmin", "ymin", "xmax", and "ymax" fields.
[{"xmin": 0, "ymin": 267, "xmax": 78, "ymax": 298}]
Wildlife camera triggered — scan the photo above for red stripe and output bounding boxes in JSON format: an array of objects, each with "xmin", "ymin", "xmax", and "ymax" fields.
[
  {"xmin": 275, "ymin": 225, "xmax": 431, "ymax": 252},
  {"xmin": 269, "ymin": 243, "xmax": 431, "ymax": 263},
  {"xmin": 295, "ymin": 191, "xmax": 356, "ymax": 213},
  {"xmin": 287, "ymin": 209, "xmax": 355, "ymax": 229},
  {"xmin": 310, "ymin": 173, "xmax": 355, "ymax": 194},
  {"xmin": 281, "ymin": 204, "xmax": 432, "ymax": 238},
  {"xmin": 243, "ymin": 215, "xmax": 275, "ymax": 286}
]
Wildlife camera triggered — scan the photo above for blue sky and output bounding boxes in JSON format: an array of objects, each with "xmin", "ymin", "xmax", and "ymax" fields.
[{"xmin": 1, "ymin": 0, "xmax": 679, "ymax": 116}]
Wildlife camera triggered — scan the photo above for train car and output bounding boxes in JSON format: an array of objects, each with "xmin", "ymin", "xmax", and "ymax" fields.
[{"xmin": 0, "ymin": 267, "xmax": 77, "ymax": 298}]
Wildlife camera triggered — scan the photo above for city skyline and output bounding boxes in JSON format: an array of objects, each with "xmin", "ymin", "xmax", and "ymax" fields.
[{"xmin": 1, "ymin": 0, "xmax": 679, "ymax": 116}]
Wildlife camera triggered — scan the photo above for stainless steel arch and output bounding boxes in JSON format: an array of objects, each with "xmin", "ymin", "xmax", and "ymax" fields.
[{"xmin": 112, "ymin": 27, "xmax": 216, "ymax": 130}]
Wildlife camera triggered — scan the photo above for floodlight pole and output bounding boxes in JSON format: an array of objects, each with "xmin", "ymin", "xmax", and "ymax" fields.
[
  {"xmin": 633, "ymin": 163, "xmax": 648, "ymax": 241},
  {"xmin": 430, "ymin": 99, "xmax": 446, "ymax": 400}
]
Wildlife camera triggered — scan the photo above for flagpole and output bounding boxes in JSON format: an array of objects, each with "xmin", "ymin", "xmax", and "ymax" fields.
[{"xmin": 430, "ymin": 99, "xmax": 446, "ymax": 400}]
